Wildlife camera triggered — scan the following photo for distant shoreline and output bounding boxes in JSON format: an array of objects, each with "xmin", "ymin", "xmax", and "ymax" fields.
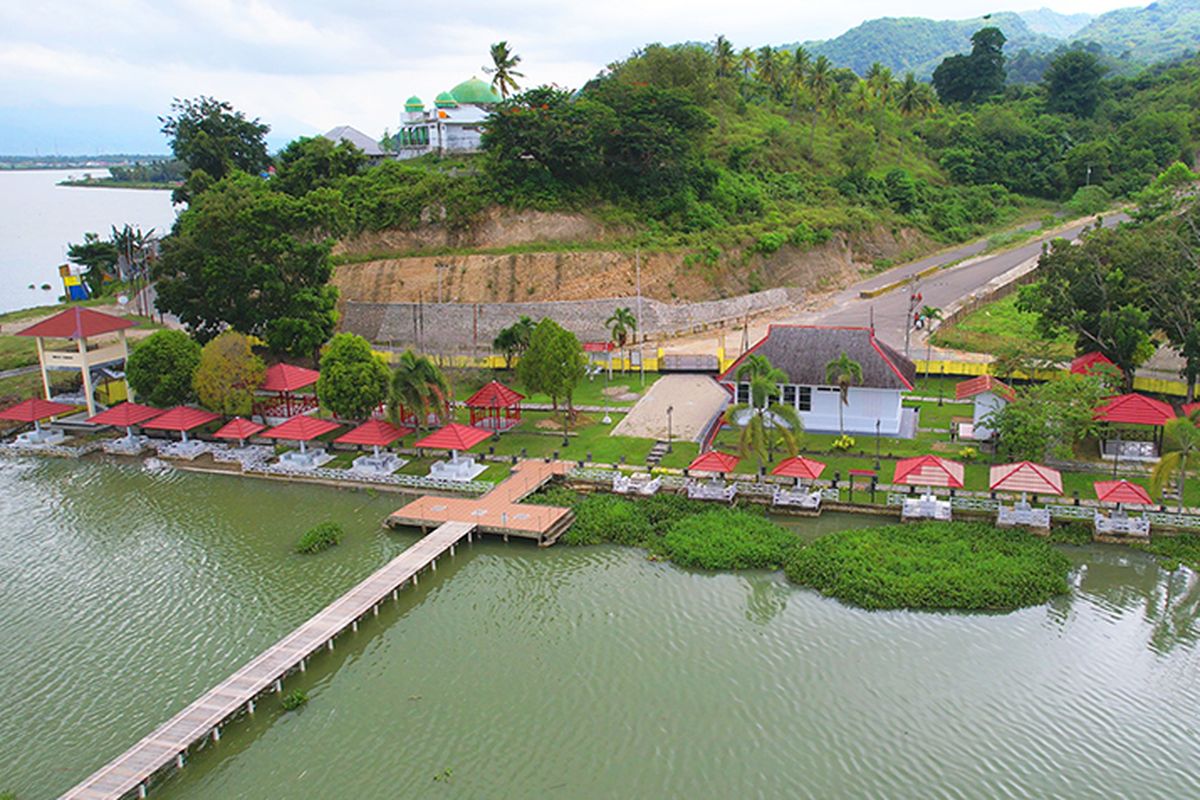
[{"xmin": 58, "ymin": 179, "xmax": 176, "ymax": 191}]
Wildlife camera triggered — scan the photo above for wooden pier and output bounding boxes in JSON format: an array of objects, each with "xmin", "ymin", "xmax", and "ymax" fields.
[
  {"xmin": 389, "ymin": 459, "xmax": 575, "ymax": 546},
  {"xmin": 60, "ymin": 520, "xmax": 477, "ymax": 800}
]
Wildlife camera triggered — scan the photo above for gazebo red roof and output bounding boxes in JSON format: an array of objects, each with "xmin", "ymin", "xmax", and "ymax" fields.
[
  {"xmin": 263, "ymin": 415, "xmax": 341, "ymax": 442},
  {"xmin": 771, "ymin": 455, "xmax": 827, "ymax": 480},
  {"xmin": 414, "ymin": 423, "xmax": 490, "ymax": 451},
  {"xmin": 1070, "ymin": 351, "xmax": 1115, "ymax": 375},
  {"xmin": 1094, "ymin": 479, "xmax": 1152, "ymax": 506},
  {"xmin": 142, "ymin": 406, "xmax": 220, "ymax": 432},
  {"xmin": 87, "ymin": 402, "xmax": 164, "ymax": 427},
  {"xmin": 465, "ymin": 380, "xmax": 524, "ymax": 409},
  {"xmin": 16, "ymin": 307, "xmax": 134, "ymax": 339},
  {"xmin": 1094, "ymin": 393, "xmax": 1175, "ymax": 426},
  {"xmin": 261, "ymin": 363, "xmax": 320, "ymax": 393},
  {"xmin": 1182, "ymin": 401, "xmax": 1200, "ymax": 419},
  {"xmin": 689, "ymin": 451, "xmax": 741, "ymax": 474},
  {"xmin": 335, "ymin": 419, "xmax": 413, "ymax": 447},
  {"xmin": 0, "ymin": 398, "xmax": 77, "ymax": 422},
  {"xmin": 213, "ymin": 417, "xmax": 267, "ymax": 441},
  {"xmin": 955, "ymin": 375, "xmax": 1015, "ymax": 403},
  {"xmin": 989, "ymin": 461, "xmax": 1063, "ymax": 495},
  {"xmin": 893, "ymin": 455, "xmax": 965, "ymax": 488}
]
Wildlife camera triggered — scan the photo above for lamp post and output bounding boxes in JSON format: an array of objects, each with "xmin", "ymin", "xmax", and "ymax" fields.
[
  {"xmin": 904, "ymin": 281, "xmax": 923, "ymax": 358},
  {"xmin": 666, "ymin": 405, "xmax": 674, "ymax": 453},
  {"xmin": 875, "ymin": 418, "xmax": 881, "ymax": 470},
  {"xmin": 562, "ymin": 408, "xmax": 570, "ymax": 448},
  {"xmin": 1112, "ymin": 430, "xmax": 1121, "ymax": 479}
]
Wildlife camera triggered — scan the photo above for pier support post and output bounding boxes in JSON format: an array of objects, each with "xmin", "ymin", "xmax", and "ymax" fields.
[
  {"xmin": 391, "ymin": 589, "xmax": 398, "ymax": 600},
  {"xmin": 248, "ymin": 699, "xmax": 255, "ymax": 713},
  {"xmin": 451, "ymin": 544, "xmax": 455, "ymax": 556},
  {"xmin": 413, "ymin": 573, "xmax": 418, "ymax": 585},
  {"xmin": 211, "ymin": 728, "xmax": 220, "ymax": 743},
  {"xmin": 431, "ymin": 559, "xmax": 436, "ymax": 572},
  {"xmin": 352, "ymin": 619, "xmax": 358, "ymax": 632},
  {"xmin": 274, "ymin": 680, "xmax": 282, "ymax": 693},
  {"xmin": 138, "ymin": 783, "xmax": 147, "ymax": 799},
  {"xmin": 373, "ymin": 605, "xmax": 379, "ymax": 617},
  {"xmin": 327, "ymin": 640, "xmax": 334, "ymax": 651},
  {"xmin": 299, "ymin": 659, "xmax": 306, "ymax": 673},
  {"xmin": 176, "ymin": 753, "xmax": 185, "ymax": 769}
]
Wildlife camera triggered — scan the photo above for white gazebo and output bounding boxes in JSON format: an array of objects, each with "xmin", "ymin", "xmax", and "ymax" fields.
[{"xmin": 16, "ymin": 307, "xmax": 133, "ymax": 417}]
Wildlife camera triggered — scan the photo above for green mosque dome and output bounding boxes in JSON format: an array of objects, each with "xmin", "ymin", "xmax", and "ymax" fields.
[
  {"xmin": 449, "ymin": 77, "xmax": 502, "ymax": 105},
  {"xmin": 434, "ymin": 91, "xmax": 459, "ymax": 108},
  {"xmin": 404, "ymin": 95, "xmax": 424, "ymax": 110}
]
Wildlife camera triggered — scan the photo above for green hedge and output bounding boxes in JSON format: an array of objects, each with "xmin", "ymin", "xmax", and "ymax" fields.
[{"xmin": 785, "ymin": 522, "xmax": 1071, "ymax": 611}]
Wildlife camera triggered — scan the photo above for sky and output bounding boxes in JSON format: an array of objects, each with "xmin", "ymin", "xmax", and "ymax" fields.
[{"xmin": 0, "ymin": 0, "xmax": 1140, "ymax": 155}]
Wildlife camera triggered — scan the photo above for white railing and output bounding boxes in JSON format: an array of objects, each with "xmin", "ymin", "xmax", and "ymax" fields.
[
  {"xmin": 1094, "ymin": 512, "xmax": 1151, "ymax": 538},
  {"xmin": 951, "ymin": 497, "xmax": 1001, "ymax": 512},
  {"xmin": 1047, "ymin": 504, "xmax": 1095, "ymax": 520},
  {"xmin": 42, "ymin": 342, "xmax": 126, "ymax": 368}
]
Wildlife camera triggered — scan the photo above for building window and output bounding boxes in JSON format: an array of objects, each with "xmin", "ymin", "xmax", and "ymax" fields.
[
  {"xmin": 798, "ymin": 386, "xmax": 812, "ymax": 412},
  {"xmin": 782, "ymin": 385, "xmax": 796, "ymax": 406},
  {"xmin": 736, "ymin": 382, "xmax": 750, "ymax": 404}
]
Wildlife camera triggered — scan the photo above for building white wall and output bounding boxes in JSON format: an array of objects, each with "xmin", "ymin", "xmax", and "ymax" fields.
[
  {"xmin": 726, "ymin": 382, "xmax": 904, "ymax": 435},
  {"xmin": 972, "ymin": 391, "xmax": 1006, "ymax": 439}
]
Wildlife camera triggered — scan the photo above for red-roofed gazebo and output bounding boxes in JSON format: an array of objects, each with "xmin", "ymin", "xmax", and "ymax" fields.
[
  {"xmin": 414, "ymin": 423, "xmax": 490, "ymax": 453},
  {"xmin": 1071, "ymin": 351, "xmax": 1116, "ymax": 376},
  {"xmin": 257, "ymin": 363, "xmax": 320, "ymax": 419},
  {"xmin": 88, "ymin": 402, "xmax": 164, "ymax": 441},
  {"xmin": 955, "ymin": 375, "xmax": 1015, "ymax": 403},
  {"xmin": 214, "ymin": 417, "xmax": 266, "ymax": 447},
  {"xmin": 893, "ymin": 455, "xmax": 965, "ymax": 489},
  {"xmin": 142, "ymin": 406, "xmax": 220, "ymax": 443},
  {"xmin": 16, "ymin": 307, "xmax": 135, "ymax": 417},
  {"xmin": 264, "ymin": 415, "xmax": 341, "ymax": 455},
  {"xmin": 465, "ymin": 380, "xmax": 524, "ymax": 432},
  {"xmin": 0, "ymin": 398, "xmax": 77, "ymax": 443},
  {"xmin": 1094, "ymin": 393, "xmax": 1175, "ymax": 461},
  {"xmin": 989, "ymin": 461, "xmax": 1063, "ymax": 496},
  {"xmin": 688, "ymin": 451, "xmax": 741, "ymax": 475},
  {"xmin": 771, "ymin": 455, "xmax": 826, "ymax": 482},
  {"xmin": 336, "ymin": 419, "xmax": 413, "ymax": 458},
  {"xmin": 1094, "ymin": 479, "xmax": 1152, "ymax": 507}
]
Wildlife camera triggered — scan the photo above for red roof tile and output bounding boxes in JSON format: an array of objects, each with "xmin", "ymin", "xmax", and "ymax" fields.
[
  {"xmin": 87, "ymin": 402, "xmax": 164, "ymax": 427},
  {"xmin": 892, "ymin": 455, "xmax": 965, "ymax": 488},
  {"xmin": 689, "ymin": 451, "xmax": 741, "ymax": 473},
  {"xmin": 263, "ymin": 415, "xmax": 341, "ymax": 442},
  {"xmin": 988, "ymin": 461, "xmax": 1063, "ymax": 495},
  {"xmin": 1093, "ymin": 393, "xmax": 1175, "ymax": 426},
  {"xmin": 141, "ymin": 406, "xmax": 220, "ymax": 432},
  {"xmin": 955, "ymin": 375, "xmax": 1016, "ymax": 402},
  {"xmin": 1094, "ymin": 479, "xmax": 1152, "ymax": 506},
  {"xmin": 464, "ymin": 380, "xmax": 524, "ymax": 409},
  {"xmin": 414, "ymin": 423, "xmax": 490, "ymax": 451},
  {"xmin": 335, "ymin": 419, "xmax": 413, "ymax": 447},
  {"xmin": 771, "ymin": 455, "xmax": 827, "ymax": 480},
  {"xmin": 0, "ymin": 398, "xmax": 77, "ymax": 422},
  {"xmin": 16, "ymin": 307, "xmax": 134, "ymax": 339},
  {"xmin": 260, "ymin": 363, "xmax": 320, "ymax": 392},
  {"xmin": 213, "ymin": 417, "xmax": 267, "ymax": 440}
]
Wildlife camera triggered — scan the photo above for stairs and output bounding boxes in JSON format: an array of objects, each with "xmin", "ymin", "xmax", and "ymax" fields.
[
  {"xmin": 541, "ymin": 510, "xmax": 576, "ymax": 547},
  {"xmin": 646, "ymin": 441, "xmax": 670, "ymax": 467}
]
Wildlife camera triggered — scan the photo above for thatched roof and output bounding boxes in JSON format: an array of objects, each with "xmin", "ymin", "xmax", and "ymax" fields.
[{"xmin": 719, "ymin": 325, "xmax": 916, "ymax": 391}]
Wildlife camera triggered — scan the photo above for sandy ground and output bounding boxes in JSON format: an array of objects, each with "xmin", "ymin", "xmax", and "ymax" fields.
[{"xmin": 612, "ymin": 374, "xmax": 729, "ymax": 442}]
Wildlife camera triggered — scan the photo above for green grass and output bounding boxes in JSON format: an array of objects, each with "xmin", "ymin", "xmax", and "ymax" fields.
[
  {"xmin": 904, "ymin": 399, "xmax": 974, "ymax": 430},
  {"xmin": 931, "ymin": 294, "xmax": 1072, "ymax": 358},
  {"xmin": 785, "ymin": 522, "xmax": 1073, "ymax": 611},
  {"xmin": 1136, "ymin": 534, "xmax": 1200, "ymax": 571},
  {"xmin": 447, "ymin": 367, "xmax": 661, "ymax": 409}
]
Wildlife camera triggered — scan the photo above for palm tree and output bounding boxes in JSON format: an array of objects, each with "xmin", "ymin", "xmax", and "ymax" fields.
[
  {"xmin": 714, "ymin": 35, "xmax": 736, "ymax": 78},
  {"xmin": 805, "ymin": 55, "xmax": 833, "ymax": 152},
  {"xmin": 605, "ymin": 306, "xmax": 637, "ymax": 374},
  {"xmin": 918, "ymin": 306, "xmax": 943, "ymax": 379},
  {"xmin": 738, "ymin": 47, "xmax": 757, "ymax": 79},
  {"xmin": 756, "ymin": 46, "xmax": 782, "ymax": 99},
  {"xmin": 724, "ymin": 355, "xmax": 803, "ymax": 468},
  {"xmin": 388, "ymin": 350, "xmax": 452, "ymax": 430},
  {"xmin": 484, "ymin": 41, "xmax": 524, "ymax": 100},
  {"xmin": 865, "ymin": 62, "xmax": 894, "ymax": 105},
  {"xmin": 789, "ymin": 46, "xmax": 811, "ymax": 111},
  {"xmin": 492, "ymin": 315, "xmax": 535, "ymax": 369},
  {"xmin": 894, "ymin": 72, "xmax": 923, "ymax": 160},
  {"xmin": 849, "ymin": 80, "xmax": 873, "ymax": 117},
  {"xmin": 1152, "ymin": 414, "xmax": 1200, "ymax": 512},
  {"xmin": 824, "ymin": 352, "xmax": 863, "ymax": 436}
]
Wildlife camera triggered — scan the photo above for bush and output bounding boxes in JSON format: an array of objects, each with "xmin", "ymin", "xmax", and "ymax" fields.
[
  {"xmin": 785, "ymin": 522, "xmax": 1072, "ymax": 611},
  {"xmin": 281, "ymin": 689, "xmax": 308, "ymax": 711},
  {"xmin": 831, "ymin": 435, "xmax": 856, "ymax": 452},
  {"xmin": 660, "ymin": 508, "xmax": 799, "ymax": 570},
  {"xmin": 1067, "ymin": 185, "xmax": 1111, "ymax": 216},
  {"xmin": 1137, "ymin": 534, "xmax": 1200, "ymax": 572},
  {"xmin": 1047, "ymin": 521, "xmax": 1092, "ymax": 545},
  {"xmin": 296, "ymin": 522, "xmax": 342, "ymax": 554},
  {"xmin": 125, "ymin": 329, "xmax": 202, "ymax": 407}
]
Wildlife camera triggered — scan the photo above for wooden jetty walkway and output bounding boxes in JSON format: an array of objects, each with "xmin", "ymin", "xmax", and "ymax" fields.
[
  {"xmin": 60, "ymin": 520, "xmax": 477, "ymax": 800},
  {"xmin": 389, "ymin": 459, "xmax": 575, "ymax": 546}
]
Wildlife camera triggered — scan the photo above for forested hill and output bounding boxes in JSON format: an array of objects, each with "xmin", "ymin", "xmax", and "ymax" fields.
[
  {"xmin": 1018, "ymin": 8, "xmax": 1095, "ymax": 38},
  {"xmin": 1073, "ymin": 0, "xmax": 1200, "ymax": 62},
  {"xmin": 789, "ymin": 13, "xmax": 1056, "ymax": 78}
]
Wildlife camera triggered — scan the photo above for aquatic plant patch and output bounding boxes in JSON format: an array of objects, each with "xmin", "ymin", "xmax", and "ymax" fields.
[
  {"xmin": 785, "ymin": 522, "xmax": 1071, "ymax": 611},
  {"xmin": 661, "ymin": 508, "xmax": 800, "ymax": 570},
  {"xmin": 295, "ymin": 522, "xmax": 342, "ymax": 554}
]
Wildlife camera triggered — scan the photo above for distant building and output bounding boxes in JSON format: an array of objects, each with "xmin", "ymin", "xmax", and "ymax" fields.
[
  {"xmin": 954, "ymin": 375, "xmax": 1015, "ymax": 440},
  {"xmin": 321, "ymin": 125, "xmax": 388, "ymax": 165},
  {"xmin": 718, "ymin": 325, "xmax": 917, "ymax": 436},
  {"xmin": 394, "ymin": 77, "xmax": 502, "ymax": 159}
]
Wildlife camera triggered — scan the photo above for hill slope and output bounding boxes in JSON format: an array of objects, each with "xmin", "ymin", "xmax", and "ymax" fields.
[
  {"xmin": 1018, "ymin": 8, "xmax": 1095, "ymax": 38},
  {"xmin": 1073, "ymin": 0, "xmax": 1200, "ymax": 62}
]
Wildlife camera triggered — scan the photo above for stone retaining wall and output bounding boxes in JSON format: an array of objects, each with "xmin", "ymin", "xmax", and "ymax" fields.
[{"xmin": 342, "ymin": 287, "xmax": 805, "ymax": 351}]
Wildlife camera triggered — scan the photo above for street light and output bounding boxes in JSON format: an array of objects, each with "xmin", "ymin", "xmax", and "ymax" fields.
[
  {"xmin": 666, "ymin": 405, "xmax": 674, "ymax": 453},
  {"xmin": 562, "ymin": 409, "xmax": 570, "ymax": 448},
  {"xmin": 875, "ymin": 418, "xmax": 881, "ymax": 470}
]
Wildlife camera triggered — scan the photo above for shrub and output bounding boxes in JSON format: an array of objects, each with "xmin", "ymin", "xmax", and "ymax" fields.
[
  {"xmin": 1068, "ymin": 185, "xmax": 1111, "ymax": 216},
  {"xmin": 296, "ymin": 522, "xmax": 342, "ymax": 554},
  {"xmin": 832, "ymin": 435, "xmax": 856, "ymax": 452},
  {"xmin": 125, "ymin": 329, "xmax": 202, "ymax": 407},
  {"xmin": 281, "ymin": 689, "xmax": 308, "ymax": 711},
  {"xmin": 561, "ymin": 493, "xmax": 653, "ymax": 547},
  {"xmin": 1137, "ymin": 534, "xmax": 1200, "ymax": 572},
  {"xmin": 660, "ymin": 508, "xmax": 799, "ymax": 570},
  {"xmin": 957, "ymin": 447, "xmax": 978, "ymax": 461},
  {"xmin": 1047, "ymin": 521, "xmax": 1093, "ymax": 546},
  {"xmin": 785, "ymin": 522, "xmax": 1072, "ymax": 611}
]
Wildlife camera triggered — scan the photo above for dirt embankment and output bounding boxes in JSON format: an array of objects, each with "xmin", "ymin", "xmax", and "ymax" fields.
[{"xmin": 331, "ymin": 208, "xmax": 931, "ymax": 305}]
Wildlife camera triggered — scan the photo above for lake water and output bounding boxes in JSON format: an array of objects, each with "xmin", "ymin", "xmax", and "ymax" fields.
[
  {"xmin": 0, "ymin": 170, "xmax": 178, "ymax": 314},
  {"xmin": 3, "ymin": 457, "xmax": 1200, "ymax": 799}
]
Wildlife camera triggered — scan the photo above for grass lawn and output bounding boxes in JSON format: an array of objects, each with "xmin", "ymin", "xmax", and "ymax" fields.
[
  {"xmin": 445, "ymin": 367, "xmax": 661, "ymax": 409},
  {"xmin": 931, "ymin": 294, "xmax": 1072, "ymax": 358},
  {"xmin": 905, "ymin": 399, "xmax": 973, "ymax": 430}
]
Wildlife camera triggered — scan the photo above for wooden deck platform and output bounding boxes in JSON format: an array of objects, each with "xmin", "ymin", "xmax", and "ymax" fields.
[
  {"xmin": 60, "ymin": 521, "xmax": 477, "ymax": 800},
  {"xmin": 389, "ymin": 460, "xmax": 575, "ymax": 546}
]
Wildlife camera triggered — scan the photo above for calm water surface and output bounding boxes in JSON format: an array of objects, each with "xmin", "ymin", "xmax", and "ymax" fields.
[
  {"xmin": 0, "ymin": 170, "xmax": 177, "ymax": 313},
  {"xmin": 2, "ymin": 457, "xmax": 1199, "ymax": 799}
]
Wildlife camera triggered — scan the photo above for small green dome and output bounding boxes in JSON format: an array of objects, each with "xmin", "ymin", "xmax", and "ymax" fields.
[
  {"xmin": 449, "ymin": 77, "xmax": 502, "ymax": 105},
  {"xmin": 404, "ymin": 95, "xmax": 424, "ymax": 110},
  {"xmin": 434, "ymin": 91, "xmax": 459, "ymax": 108}
]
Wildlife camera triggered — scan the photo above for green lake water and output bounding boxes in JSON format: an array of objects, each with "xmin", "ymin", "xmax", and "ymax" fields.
[{"xmin": 3, "ymin": 457, "xmax": 1200, "ymax": 799}]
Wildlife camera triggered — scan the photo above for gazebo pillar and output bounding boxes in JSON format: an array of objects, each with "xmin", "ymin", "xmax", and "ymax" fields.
[
  {"xmin": 118, "ymin": 329, "xmax": 131, "ymax": 400},
  {"xmin": 35, "ymin": 336, "xmax": 52, "ymax": 402},
  {"xmin": 77, "ymin": 335, "xmax": 96, "ymax": 417}
]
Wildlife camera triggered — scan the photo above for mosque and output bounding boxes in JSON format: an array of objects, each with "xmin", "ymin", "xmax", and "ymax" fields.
[{"xmin": 393, "ymin": 77, "xmax": 502, "ymax": 158}]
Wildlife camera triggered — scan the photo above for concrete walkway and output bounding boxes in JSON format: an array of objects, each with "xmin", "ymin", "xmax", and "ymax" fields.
[{"xmin": 612, "ymin": 374, "xmax": 728, "ymax": 442}]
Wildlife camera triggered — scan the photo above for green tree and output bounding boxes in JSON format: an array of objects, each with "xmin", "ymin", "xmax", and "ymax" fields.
[
  {"xmin": 518, "ymin": 318, "xmax": 587, "ymax": 415},
  {"xmin": 192, "ymin": 331, "xmax": 265, "ymax": 416},
  {"xmin": 126, "ymin": 329, "xmax": 201, "ymax": 407},
  {"xmin": 605, "ymin": 306, "xmax": 637, "ymax": 372},
  {"xmin": 1044, "ymin": 50, "xmax": 1107, "ymax": 118},
  {"xmin": 824, "ymin": 352, "xmax": 863, "ymax": 436},
  {"xmin": 273, "ymin": 136, "xmax": 366, "ymax": 196},
  {"xmin": 805, "ymin": 55, "xmax": 833, "ymax": 151},
  {"xmin": 919, "ymin": 306, "xmax": 943, "ymax": 377},
  {"xmin": 714, "ymin": 35, "xmax": 736, "ymax": 79},
  {"xmin": 493, "ymin": 315, "xmax": 536, "ymax": 369},
  {"xmin": 317, "ymin": 333, "xmax": 390, "ymax": 420},
  {"xmin": 153, "ymin": 173, "xmax": 341, "ymax": 360},
  {"xmin": 724, "ymin": 355, "xmax": 803, "ymax": 468},
  {"xmin": 66, "ymin": 232, "xmax": 119, "ymax": 296},
  {"xmin": 159, "ymin": 96, "xmax": 270, "ymax": 202},
  {"xmin": 738, "ymin": 47, "xmax": 756, "ymax": 78},
  {"xmin": 986, "ymin": 375, "xmax": 1106, "ymax": 461},
  {"xmin": 1152, "ymin": 414, "xmax": 1200, "ymax": 512},
  {"xmin": 484, "ymin": 41, "xmax": 524, "ymax": 100},
  {"xmin": 388, "ymin": 350, "xmax": 451, "ymax": 430},
  {"xmin": 932, "ymin": 27, "xmax": 1007, "ymax": 105}
]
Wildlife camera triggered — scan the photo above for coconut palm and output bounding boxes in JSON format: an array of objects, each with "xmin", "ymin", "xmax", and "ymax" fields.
[
  {"xmin": 919, "ymin": 305, "xmax": 943, "ymax": 378},
  {"xmin": 484, "ymin": 41, "xmax": 524, "ymax": 100},
  {"xmin": 824, "ymin": 352, "xmax": 863, "ymax": 436},
  {"xmin": 738, "ymin": 47, "xmax": 756, "ymax": 78},
  {"xmin": 789, "ymin": 46, "xmax": 811, "ymax": 111},
  {"xmin": 605, "ymin": 306, "xmax": 637, "ymax": 374},
  {"xmin": 388, "ymin": 349, "xmax": 451, "ymax": 430},
  {"xmin": 714, "ymin": 35, "xmax": 736, "ymax": 78},
  {"xmin": 724, "ymin": 356, "xmax": 803, "ymax": 468},
  {"xmin": 756, "ymin": 46, "xmax": 782, "ymax": 99},
  {"xmin": 1152, "ymin": 413, "xmax": 1200, "ymax": 512},
  {"xmin": 805, "ymin": 55, "xmax": 833, "ymax": 151},
  {"xmin": 865, "ymin": 62, "xmax": 894, "ymax": 105}
]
